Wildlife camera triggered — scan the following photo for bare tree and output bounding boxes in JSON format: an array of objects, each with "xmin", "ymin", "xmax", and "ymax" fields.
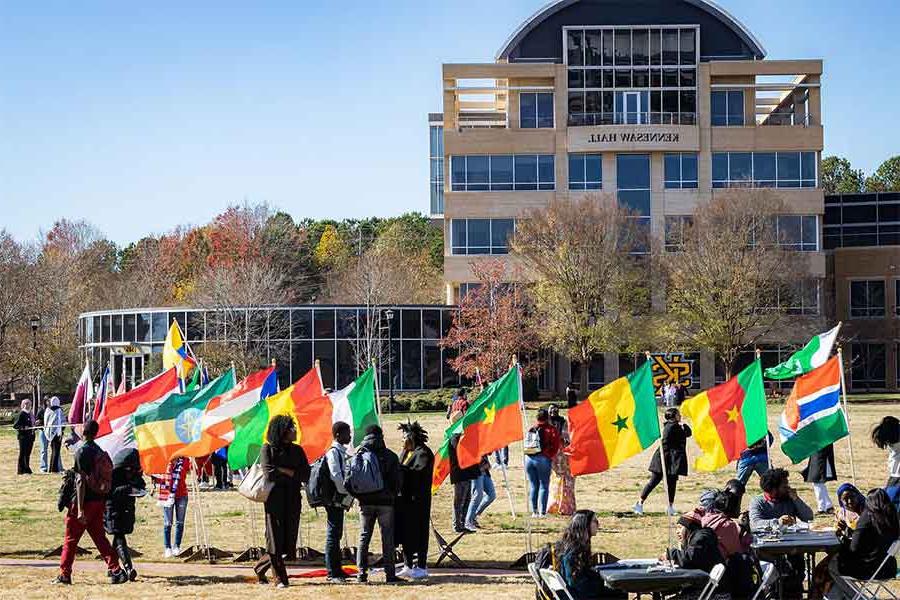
[
  {"xmin": 511, "ymin": 196, "xmax": 650, "ymax": 393},
  {"xmin": 659, "ymin": 191, "xmax": 816, "ymax": 378}
]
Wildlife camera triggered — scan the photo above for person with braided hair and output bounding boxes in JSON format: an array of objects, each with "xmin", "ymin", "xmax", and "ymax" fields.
[{"xmin": 396, "ymin": 421, "xmax": 434, "ymax": 580}]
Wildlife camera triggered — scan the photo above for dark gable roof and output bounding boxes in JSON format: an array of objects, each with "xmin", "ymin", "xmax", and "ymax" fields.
[{"xmin": 497, "ymin": 0, "xmax": 766, "ymax": 62}]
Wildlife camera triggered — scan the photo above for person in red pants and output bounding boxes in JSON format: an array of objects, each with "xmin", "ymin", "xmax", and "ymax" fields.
[{"xmin": 54, "ymin": 419, "xmax": 127, "ymax": 585}]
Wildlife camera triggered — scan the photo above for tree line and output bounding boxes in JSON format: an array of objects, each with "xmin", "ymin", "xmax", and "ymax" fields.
[{"xmin": 821, "ymin": 155, "xmax": 900, "ymax": 194}]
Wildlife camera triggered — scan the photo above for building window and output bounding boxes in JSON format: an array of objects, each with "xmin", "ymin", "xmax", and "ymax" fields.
[
  {"xmin": 712, "ymin": 152, "xmax": 817, "ymax": 188},
  {"xmin": 617, "ymin": 154, "xmax": 651, "ymax": 253},
  {"xmin": 568, "ymin": 154, "xmax": 602, "ymax": 190},
  {"xmin": 457, "ymin": 283, "xmax": 482, "ymax": 302},
  {"xmin": 450, "ymin": 155, "xmax": 554, "ymax": 191},
  {"xmin": 775, "ymin": 215, "xmax": 818, "ymax": 251},
  {"xmin": 850, "ymin": 343, "xmax": 886, "ymax": 389},
  {"xmin": 429, "ymin": 124, "xmax": 444, "ymax": 215},
  {"xmin": 520, "ymin": 92, "xmax": 554, "ymax": 128},
  {"xmin": 451, "ymin": 219, "xmax": 515, "ymax": 255},
  {"xmin": 711, "ymin": 90, "xmax": 744, "ymax": 126},
  {"xmin": 823, "ymin": 192, "xmax": 900, "ymax": 249},
  {"xmin": 850, "ymin": 280, "xmax": 886, "ymax": 318},
  {"xmin": 664, "ymin": 216, "xmax": 692, "ymax": 252},
  {"xmin": 756, "ymin": 280, "xmax": 820, "ymax": 315},
  {"xmin": 664, "ymin": 153, "xmax": 698, "ymax": 189}
]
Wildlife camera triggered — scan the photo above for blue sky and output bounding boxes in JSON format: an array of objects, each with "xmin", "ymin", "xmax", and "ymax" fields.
[{"xmin": 1, "ymin": 1, "xmax": 897, "ymax": 245}]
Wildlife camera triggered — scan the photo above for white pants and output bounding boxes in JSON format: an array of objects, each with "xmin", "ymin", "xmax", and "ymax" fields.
[{"xmin": 812, "ymin": 482, "xmax": 834, "ymax": 512}]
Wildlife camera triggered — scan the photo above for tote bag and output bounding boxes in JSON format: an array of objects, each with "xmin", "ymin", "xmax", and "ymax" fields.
[{"xmin": 238, "ymin": 462, "xmax": 273, "ymax": 503}]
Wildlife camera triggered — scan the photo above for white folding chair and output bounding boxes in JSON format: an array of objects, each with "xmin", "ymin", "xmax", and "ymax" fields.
[
  {"xmin": 696, "ymin": 563, "xmax": 727, "ymax": 600},
  {"xmin": 848, "ymin": 540, "xmax": 900, "ymax": 600},
  {"xmin": 530, "ymin": 562, "xmax": 553, "ymax": 600},
  {"xmin": 539, "ymin": 568, "xmax": 577, "ymax": 600},
  {"xmin": 750, "ymin": 561, "xmax": 778, "ymax": 600}
]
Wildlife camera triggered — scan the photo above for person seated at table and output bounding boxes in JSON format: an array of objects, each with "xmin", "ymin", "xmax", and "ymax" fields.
[
  {"xmin": 749, "ymin": 467, "xmax": 814, "ymax": 532},
  {"xmin": 668, "ymin": 512, "xmax": 722, "ymax": 573},
  {"xmin": 554, "ymin": 510, "xmax": 626, "ymax": 599},
  {"xmin": 835, "ymin": 483, "xmax": 866, "ymax": 533}
]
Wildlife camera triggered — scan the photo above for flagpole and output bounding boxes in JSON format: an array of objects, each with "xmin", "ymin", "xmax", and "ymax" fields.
[
  {"xmin": 371, "ymin": 358, "xmax": 382, "ymax": 419},
  {"xmin": 513, "ymin": 356, "xmax": 533, "ymax": 557},
  {"xmin": 649, "ymin": 351, "xmax": 675, "ymax": 564},
  {"xmin": 836, "ymin": 346, "xmax": 857, "ymax": 484},
  {"xmin": 755, "ymin": 348, "xmax": 775, "ymax": 471},
  {"xmin": 479, "ymin": 366, "xmax": 515, "ymax": 517}
]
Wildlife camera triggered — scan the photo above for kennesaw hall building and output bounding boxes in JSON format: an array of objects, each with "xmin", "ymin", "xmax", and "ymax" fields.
[{"xmin": 430, "ymin": 0, "xmax": 832, "ymax": 393}]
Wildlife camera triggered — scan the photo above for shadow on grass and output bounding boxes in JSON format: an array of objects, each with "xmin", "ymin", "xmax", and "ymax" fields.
[{"xmin": 150, "ymin": 574, "xmax": 252, "ymax": 586}]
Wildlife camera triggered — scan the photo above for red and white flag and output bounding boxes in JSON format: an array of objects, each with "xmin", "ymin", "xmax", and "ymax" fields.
[{"xmin": 69, "ymin": 361, "xmax": 93, "ymax": 425}]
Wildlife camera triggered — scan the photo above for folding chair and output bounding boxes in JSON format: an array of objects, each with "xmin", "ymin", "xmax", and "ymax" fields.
[
  {"xmin": 539, "ymin": 568, "xmax": 577, "ymax": 600},
  {"xmin": 696, "ymin": 563, "xmax": 727, "ymax": 600},
  {"xmin": 847, "ymin": 540, "xmax": 900, "ymax": 600},
  {"xmin": 529, "ymin": 562, "xmax": 553, "ymax": 600},
  {"xmin": 750, "ymin": 562, "xmax": 778, "ymax": 600}
]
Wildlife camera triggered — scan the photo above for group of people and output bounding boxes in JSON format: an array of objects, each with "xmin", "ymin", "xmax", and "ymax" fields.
[{"xmin": 13, "ymin": 396, "xmax": 68, "ymax": 475}]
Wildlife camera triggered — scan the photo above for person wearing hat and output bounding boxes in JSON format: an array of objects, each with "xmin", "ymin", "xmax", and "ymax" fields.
[
  {"xmin": 13, "ymin": 398, "xmax": 35, "ymax": 475},
  {"xmin": 44, "ymin": 396, "xmax": 65, "ymax": 473}
]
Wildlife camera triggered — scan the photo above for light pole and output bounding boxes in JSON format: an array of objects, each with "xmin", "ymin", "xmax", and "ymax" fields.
[
  {"xmin": 385, "ymin": 308, "xmax": 394, "ymax": 414},
  {"xmin": 29, "ymin": 315, "xmax": 41, "ymax": 411}
]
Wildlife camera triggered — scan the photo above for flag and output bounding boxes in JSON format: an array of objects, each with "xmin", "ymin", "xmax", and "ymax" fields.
[
  {"xmin": 133, "ymin": 369, "xmax": 236, "ymax": 474},
  {"xmin": 95, "ymin": 368, "xmax": 181, "ymax": 458},
  {"xmin": 174, "ymin": 367, "xmax": 278, "ymax": 459},
  {"xmin": 764, "ymin": 325, "xmax": 840, "ymax": 380},
  {"xmin": 432, "ymin": 417, "xmax": 465, "ymax": 494},
  {"xmin": 328, "ymin": 366, "xmax": 379, "ymax": 447},
  {"xmin": 163, "ymin": 320, "xmax": 194, "ymax": 377},
  {"xmin": 455, "ymin": 366, "xmax": 524, "ymax": 469},
  {"xmin": 681, "ymin": 360, "xmax": 768, "ymax": 472},
  {"xmin": 69, "ymin": 361, "xmax": 93, "ymax": 425},
  {"xmin": 229, "ymin": 366, "xmax": 333, "ymax": 469},
  {"xmin": 115, "ymin": 376, "xmax": 126, "ymax": 396},
  {"xmin": 92, "ymin": 366, "xmax": 111, "ymax": 420},
  {"xmin": 566, "ymin": 360, "xmax": 660, "ymax": 477},
  {"xmin": 779, "ymin": 357, "xmax": 849, "ymax": 464}
]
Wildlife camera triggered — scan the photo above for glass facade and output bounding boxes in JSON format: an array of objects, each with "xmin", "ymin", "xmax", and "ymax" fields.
[
  {"xmin": 450, "ymin": 219, "xmax": 515, "ymax": 255},
  {"xmin": 824, "ymin": 192, "xmax": 900, "ymax": 248},
  {"xmin": 450, "ymin": 155, "xmax": 555, "ymax": 191},
  {"xmin": 520, "ymin": 92, "xmax": 554, "ymax": 128},
  {"xmin": 849, "ymin": 280, "xmax": 886, "ymax": 318},
  {"xmin": 566, "ymin": 26, "xmax": 698, "ymax": 126},
  {"xmin": 850, "ymin": 343, "xmax": 886, "ymax": 389},
  {"xmin": 568, "ymin": 154, "xmax": 602, "ymax": 190},
  {"xmin": 617, "ymin": 153, "xmax": 651, "ymax": 252},
  {"xmin": 712, "ymin": 152, "xmax": 817, "ymax": 188},
  {"xmin": 429, "ymin": 122, "xmax": 444, "ymax": 215},
  {"xmin": 710, "ymin": 90, "xmax": 744, "ymax": 126},
  {"xmin": 664, "ymin": 153, "xmax": 698, "ymax": 189}
]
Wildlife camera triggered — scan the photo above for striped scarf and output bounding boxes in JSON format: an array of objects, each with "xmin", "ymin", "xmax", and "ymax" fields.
[{"xmin": 155, "ymin": 458, "xmax": 186, "ymax": 506}]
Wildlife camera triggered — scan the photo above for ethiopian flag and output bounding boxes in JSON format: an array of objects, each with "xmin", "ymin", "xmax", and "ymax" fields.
[
  {"xmin": 132, "ymin": 369, "xmax": 236, "ymax": 474},
  {"xmin": 566, "ymin": 361, "xmax": 659, "ymax": 477},
  {"xmin": 456, "ymin": 366, "xmax": 523, "ymax": 469},
  {"xmin": 681, "ymin": 360, "xmax": 767, "ymax": 472}
]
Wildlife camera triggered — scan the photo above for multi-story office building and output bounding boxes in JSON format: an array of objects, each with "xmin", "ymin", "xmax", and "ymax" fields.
[
  {"xmin": 825, "ymin": 192, "xmax": 900, "ymax": 391},
  {"xmin": 435, "ymin": 0, "xmax": 825, "ymax": 390}
]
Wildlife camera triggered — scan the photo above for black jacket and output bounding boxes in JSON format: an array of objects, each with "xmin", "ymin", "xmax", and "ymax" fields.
[
  {"xmin": 449, "ymin": 433, "xmax": 480, "ymax": 484},
  {"xmin": 104, "ymin": 448, "xmax": 145, "ymax": 535},
  {"xmin": 838, "ymin": 510, "xmax": 899, "ymax": 579},
  {"xmin": 650, "ymin": 422, "xmax": 692, "ymax": 476},
  {"xmin": 13, "ymin": 410, "xmax": 35, "ymax": 441},
  {"xmin": 400, "ymin": 444, "xmax": 434, "ymax": 503},
  {"xmin": 802, "ymin": 444, "xmax": 837, "ymax": 483},
  {"xmin": 355, "ymin": 431, "xmax": 402, "ymax": 506}
]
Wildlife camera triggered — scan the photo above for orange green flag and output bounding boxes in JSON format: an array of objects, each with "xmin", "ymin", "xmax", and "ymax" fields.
[
  {"xmin": 455, "ymin": 365, "xmax": 523, "ymax": 469},
  {"xmin": 681, "ymin": 359, "xmax": 767, "ymax": 472},
  {"xmin": 566, "ymin": 360, "xmax": 659, "ymax": 477}
]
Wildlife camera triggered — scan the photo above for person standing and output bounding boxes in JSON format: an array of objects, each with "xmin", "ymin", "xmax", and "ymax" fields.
[
  {"xmin": 548, "ymin": 404, "xmax": 576, "ymax": 516},
  {"xmin": 448, "ymin": 413, "xmax": 480, "ymax": 533},
  {"xmin": 152, "ymin": 457, "xmax": 190, "ymax": 557},
  {"xmin": 802, "ymin": 444, "xmax": 837, "ymax": 514},
  {"xmin": 675, "ymin": 381, "xmax": 688, "ymax": 406},
  {"xmin": 352, "ymin": 425, "xmax": 402, "ymax": 584},
  {"xmin": 53, "ymin": 419, "xmax": 127, "ymax": 585},
  {"xmin": 44, "ymin": 396, "xmax": 65, "ymax": 473},
  {"xmin": 446, "ymin": 388, "xmax": 469, "ymax": 420},
  {"xmin": 566, "ymin": 383, "xmax": 579, "ymax": 409},
  {"xmin": 634, "ymin": 408, "xmax": 691, "ymax": 516},
  {"xmin": 524, "ymin": 408, "xmax": 561, "ymax": 517},
  {"xmin": 323, "ymin": 421, "xmax": 353, "ymax": 583},
  {"xmin": 13, "ymin": 398, "xmax": 35, "ymax": 475},
  {"xmin": 37, "ymin": 408, "xmax": 49, "ymax": 472},
  {"xmin": 254, "ymin": 415, "xmax": 310, "ymax": 588},
  {"xmin": 397, "ymin": 421, "xmax": 434, "ymax": 580},
  {"xmin": 871, "ymin": 416, "xmax": 900, "ymax": 502},
  {"xmin": 465, "ymin": 456, "xmax": 497, "ymax": 529},
  {"xmin": 104, "ymin": 448, "xmax": 145, "ymax": 581},
  {"xmin": 735, "ymin": 432, "xmax": 773, "ymax": 485}
]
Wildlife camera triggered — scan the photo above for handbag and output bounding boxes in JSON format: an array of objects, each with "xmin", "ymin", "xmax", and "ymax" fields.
[{"xmin": 238, "ymin": 461, "xmax": 273, "ymax": 503}]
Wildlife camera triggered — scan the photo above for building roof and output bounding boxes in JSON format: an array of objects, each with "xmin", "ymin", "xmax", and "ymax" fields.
[{"xmin": 496, "ymin": 0, "xmax": 766, "ymax": 62}]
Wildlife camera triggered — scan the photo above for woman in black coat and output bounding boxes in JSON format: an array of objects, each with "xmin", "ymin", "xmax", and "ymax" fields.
[
  {"xmin": 634, "ymin": 408, "xmax": 692, "ymax": 516},
  {"xmin": 13, "ymin": 399, "xmax": 35, "ymax": 475},
  {"xmin": 254, "ymin": 415, "xmax": 310, "ymax": 588},
  {"xmin": 104, "ymin": 448, "xmax": 145, "ymax": 581},
  {"xmin": 802, "ymin": 444, "xmax": 837, "ymax": 514},
  {"xmin": 397, "ymin": 422, "xmax": 434, "ymax": 578}
]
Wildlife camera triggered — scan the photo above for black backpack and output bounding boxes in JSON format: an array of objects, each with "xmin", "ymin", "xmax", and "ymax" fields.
[
  {"xmin": 306, "ymin": 454, "xmax": 336, "ymax": 508},
  {"xmin": 681, "ymin": 527, "xmax": 723, "ymax": 573}
]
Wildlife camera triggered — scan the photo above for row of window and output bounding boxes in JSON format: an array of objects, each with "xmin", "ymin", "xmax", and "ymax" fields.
[
  {"xmin": 824, "ymin": 192, "xmax": 900, "ymax": 249},
  {"xmin": 566, "ymin": 27, "xmax": 698, "ymax": 68},
  {"xmin": 568, "ymin": 68, "xmax": 697, "ymax": 90},
  {"xmin": 450, "ymin": 155, "xmax": 555, "ymax": 192},
  {"xmin": 450, "ymin": 219, "xmax": 515, "ymax": 255},
  {"xmin": 849, "ymin": 280, "xmax": 900, "ymax": 318},
  {"xmin": 712, "ymin": 152, "xmax": 817, "ymax": 188},
  {"xmin": 664, "ymin": 215, "xmax": 819, "ymax": 252}
]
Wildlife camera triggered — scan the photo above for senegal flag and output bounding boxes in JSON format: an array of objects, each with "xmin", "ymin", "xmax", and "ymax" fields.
[
  {"xmin": 566, "ymin": 361, "xmax": 659, "ymax": 477},
  {"xmin": 132, "ymin": 369, "xmax": 236, "ymax": 474},
  {"xmin": 681, "ymin": 360, "xmax": 767, "ymax": 472},
  {"xmin": 456, "ymin": 366, "xmax": 523, "ymax": 469}
]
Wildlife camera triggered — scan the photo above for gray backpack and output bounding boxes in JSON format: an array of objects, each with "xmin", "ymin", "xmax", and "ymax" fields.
[{"xmin": 344, "ymin": 448, "xmax": 384, "ymax": 496}]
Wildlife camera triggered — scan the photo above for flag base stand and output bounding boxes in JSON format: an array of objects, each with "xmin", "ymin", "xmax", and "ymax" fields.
[
  {"xmin": 180, "ymin": 545, "xmax": 233, "ymax": 563},
  {"xmin": 232, "ymin": 547, "xmax": 265, "ymax": 563},
  {"xmin": 509, "ymin": 551, "xmax": 536, "ymax": 570},
  {"xmin": 43, "ymin": 545, "xmax": 89, "ymax": 559}
]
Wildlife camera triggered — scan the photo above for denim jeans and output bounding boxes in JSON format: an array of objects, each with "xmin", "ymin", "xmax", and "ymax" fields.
[
  {"xmin": 525, "ymin": 454, "xmax": 552, "ymax": 514},
  {"xmin": 466, "ymin": 473, "xmax": 497, "ymax": 526},
  {"xmin": 162, "ymin": 496, "xmax": 188, "ymax": 549},
  {"xmin": 494, "ymin": 446, "xmax": 509, "ymax": 466},
  {"xmin": 357, "ymin": 505, "xmax": 395, "ymax": 578},
  {"xmin": 324, "ymin": 506, "xmax": 345, "ymax": 578},
  {"xmin": 39, "ymin": 430, "xmax": 48, "ymax": 472},
  {"xmin": 736, "ymin": 459, "xmax": 769, "ymax": 485}
]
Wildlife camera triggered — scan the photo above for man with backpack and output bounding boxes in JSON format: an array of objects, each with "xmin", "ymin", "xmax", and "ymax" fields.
[
  {"xmin": 346, "ymin": 425, "xmax": 402, "ymax": 583},
  {"xmin": 307, "ymin": 421, "xmax": 353, "ymax": 583},
  {"xmin": 54, "ymin": 419, "xmax": 127, "ymax": 585}
]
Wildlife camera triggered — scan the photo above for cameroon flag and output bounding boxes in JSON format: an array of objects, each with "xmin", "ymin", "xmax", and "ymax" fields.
[
  {"xmin": 566, "ymin": 361, "xmax": 659, "ymax": 476},
  {"xmin": 681, "ymin": 359, "xmax": 767, "ymax": 472},
  {"xmin": 456, "ymin": 366, "xmax": 523, "ymax": 469},
  {"xmin": 132, "ymin": 369, "xmax": 236, "ymax": 474}
]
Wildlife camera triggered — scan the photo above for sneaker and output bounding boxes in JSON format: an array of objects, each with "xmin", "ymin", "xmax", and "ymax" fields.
[
  {"xmin": 633, "ymin": 502, "xmax": 644, "ymax": 515},
  {"xmin": 357, "ymin": 573, "xmax": 368, "ymax": 584},
  {"xmin": 275, "ymin": 582, "xmax": 289, "ymax": 588},
  {"xmin": 110, "ymin": 569, "xmax": 128, "ymax": 584},
  {"xmin": 471, "ymin": 519, "xmax": 482, "ymax": 528},
  {"xmin": 410, "ymin": 567, "xmax": 429, "ymax": 580},
  {"xmin": 464, "ymin": 522, "xmax": 479, "ymax": 531},
  {"xmin": 128, "ymin": 568, "xmax": 138, "ymax": 581},
  {"xmin": 163, "ymin": 548, "xmax": 172, "ymax": 558},
  {"xmin": 531, "ymin": 512, "xmax": 539, "ymax": 518},
  {"xmin": 397, "ymin": 566, "xmax": 415, "ymax": 579},
  {"xmin": 172, "ymin": 546, "xmax": 182, "ymax": 557},
  {"xmin": 256, "ymin": 573, "xmax": 269, "ymax": 585},
  {"xmin": 326, "ymin": 576, "xmax": 348, "ymax": 584},
  {"xmin": 666, "ymin": 505, "xmax": 678, "ymax": 516},
  {"xmin": 51, "ymin": 575, "xmax": 72, "ymax": 585}
]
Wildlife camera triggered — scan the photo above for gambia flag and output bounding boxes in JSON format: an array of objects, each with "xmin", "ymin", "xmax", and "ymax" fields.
[
  {"xmin": 764, "ymin": 325, "xmax": 840, "ymax": 380},
  {"xmin": 328, "ymin": 366, "xmax": 379, "ymax": 447},
  {"xmin": 779, "ymin": 356, "xmax": 848, "ymax": 464},
  {"xmin": 456, "ymin": 366, "xmax": 523, "ymax": 469},
  {"xmin": 132, "ymin": 369, "xmax": 236, "ymax": 474},
  {"xmin": 566, "ymin": 360, "xmax": 659, "ymax": 477},
  {"xmin": 681, "ymin": 360, "xmax": 767, "ymax": 472}
]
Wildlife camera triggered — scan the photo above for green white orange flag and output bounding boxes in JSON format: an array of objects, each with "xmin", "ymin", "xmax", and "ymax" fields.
[
  {"xmin": 455, "ymin": 365, "xmax": 523, "ymax": 469},
  {"xmin": 764, "ymin": 324, "xmax": 840, "ymax": 380},
  {"xmin": 566, "ymin": 360, "xmax": 659, "ymax": 477},
  {"xmin": 328, "ymin": 366, "xmax": 379, "ymax": 447},
  {"xmin": 681, "ymin": 359, "xmax": 768, "ymax": 472},
  {"xmin": 132, "ymin": 369, "xmax": 236, "ymax": 474}
]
